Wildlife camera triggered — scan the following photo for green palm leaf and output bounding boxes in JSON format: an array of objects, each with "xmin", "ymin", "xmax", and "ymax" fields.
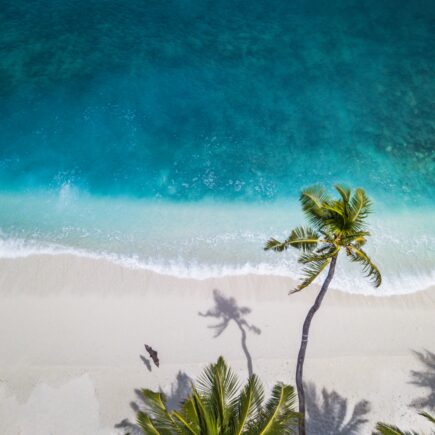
[
  {"xmin": 335, "ymin": 184, "xmax": 351, "ymax": 205},
  {"xmin": 196, "ymin": 357, "xmax": 240, "ymax": 430},
  {"xmin": 172, "ymin": 397, "xmax": 199, "ymax": 435},
  {"xmin": 291, "ymin": 257, "xmax": 332, "ymax": 294},
  {"xmin": 341, "ymin": 231, "xmax": 370, "ymax": 244},
  {"xmin": 419, "ymin": 411, "xmax": 435, "ymax": 424},
  {"xmin": 191, "ymin": 388, "xmax": 219, "ymax": 434},
  {"xmin": 375, "ymin": 411, "xmax": 435, "ymax": 435},
  {"xmin": 349, "ymin": 246, "xmax": 382, "ymax": 287},
  {"xmin": 374, "ymin": 422, "xmax": 418, "ymax": 435},
  {"xmin": 172, "ymin": 411, "xmax": 198, "ymax": 435},
  {"xmin": 264, "ymin": 227, "xmax": 320, "ymax": 253},
  {"xmin": 230, "ymin": 374, "xmax": 264, "ymax": 435},
  {"xmin": 341, "ymin": 231, "xmax": 370, "ymax": 249},
  {"xmin": 299, "ymin": 185, "xmax": 332, "ymax": 230},
  {"xmin": 133, "ymin": 357, "xmax": 298, "ymax": 435},
  {"xmin": 298, "ymin": 248, "xmax": 339, "ymax": 265},
  {"xmin": 176, "ymin": 397, "xmax": 198, "ymax": 429},
  {"xmin": 264, "ymin": 237, "xmax": 288, "ymax": 252},
  {"xmin": 139, "ymin": 389, "xmax": 178, "ymax": 434},
  {"xmin": 253, "ymin": 384, "xmax": 298, "ymax": 434},
  {"xmin": 137, "ymin": 411, "xmax": 162, "ymax": 435},
  {"xmin": 348, "ymin": 188, "xmax": 372, "ymax": 231}
]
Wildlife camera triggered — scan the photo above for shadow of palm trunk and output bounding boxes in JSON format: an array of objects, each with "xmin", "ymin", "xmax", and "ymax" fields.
[
  {"xmin": 237, "ymin": 321, "xmax": 253, "ymax": 376},
  {"xmin": 199, "ymin": 289, "xmax": 261, "ymax": 377}
]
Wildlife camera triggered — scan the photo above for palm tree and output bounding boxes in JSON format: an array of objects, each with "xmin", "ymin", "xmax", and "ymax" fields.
[
  {"xmin": 375, "ymin": 411, "xmax": 435, "ymax": 434},
  {"xmin": 265, "ymin": 184, "xmax": 382, "ymax": 435},
  {"xmin": 135, "ymin": 356, "xmax": 299, "ymax": 434}
]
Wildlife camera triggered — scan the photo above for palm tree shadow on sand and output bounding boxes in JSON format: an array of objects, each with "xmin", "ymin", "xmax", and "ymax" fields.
[
  {"xmin": 115, "ymin": 371, "xmax": 192, "ymax": 434},
  {"xmin": 410, "ymin": 349, "xmax": 435, "ymax": 411},
  {"xmin": 305, "ymin": 382, "xmax": 371, "ymax": 435},
  {"xmin": 199, "ymin": 289, "xmax": 261, "ymax": 377}
]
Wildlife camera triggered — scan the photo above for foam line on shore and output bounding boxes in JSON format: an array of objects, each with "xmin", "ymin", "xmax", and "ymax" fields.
[{"xmin": 0, "ymin": 236, "xmax": 434, "ymax": 296}]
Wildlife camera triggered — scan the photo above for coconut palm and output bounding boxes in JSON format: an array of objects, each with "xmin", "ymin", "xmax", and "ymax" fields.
[
  {"xmin": 375, "ymin": 411, "xmax": 435, "ymax": 434},
  {"xmin": 135, "ymin": 356, "xmax": 299, "ymax": 434},
  {"xmin": 264, "ymin": 184, "xmax": 382, "ymax": 435}
]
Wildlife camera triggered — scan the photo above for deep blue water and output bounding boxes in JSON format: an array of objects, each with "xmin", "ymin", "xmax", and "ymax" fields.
[
  {"xmin": 0, "ymin": 0, "xmax": 434, "ymax": 293},
  {"xmin": 1, "ymin": 0, "xmax": 434, "ymax": 201}
]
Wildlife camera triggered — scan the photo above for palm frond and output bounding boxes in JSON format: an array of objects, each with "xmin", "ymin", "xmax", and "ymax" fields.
[
  {"xmin": 351, "ymin": 237, "xmax": 367, "ymax": 249},
  {"xmin": 301, "ymin": 185, "xmax": 328, "ymax": 209},
  {"xmin": 419, "ymin": 411, "xmax": 435, "ymax": 424},
  {"xmin": 196, "ymin": 357, "xmax": 240, "ymax": 429},
  {"xmin": 298, "ymin": 247, "xmax": 339, "ymax": 265},
  {"xmin": 230, "ymin": 374, "xmax": 264, "ymax": 435},
  {"xmin": 341, "ymin": 231, "xmax": 370, "ymax": 249},
  {"xmin": 254, "ymin": 383, "xmax": 298, "ymax": 434},
  {"xmin": 300, "ymin": 185, "xmax": 331, "ymax": 230},
  {"xmin": 315, "ymin": 243, "xmax": 334, "ymax": 254},
  {"xmin": 335, "ymin": 184, "xmax": 352, "ymax": 204},
  {"xmin": 340, "ymin": 231, "xmax": 370, "ymax": 243},
  {"xmin": 191, "ymin": 388, "xmax": 219, "ymax": 434},
  {"xmin": 348, "ymin": 247, "xmax": 382, "ymax": 287},
  {"xmin": 291, "ymin": 257, "xmax": 332, "ymax": 294},
  {"xmin": 348, "ymin": 188, "xmax": 372, "ymax": 231},
  {"xmin": 264, "ymin": 227, "xmax": 320, "ymax": 253},
  {"xmin": 287, "ymin": 227, "xmax": 321, "ymax": 252},
  {"xmin": 301, "ymin": 185, "xmax": 352, "ymax": 232},
  {"xmin": 264, "ymin": 238, "xmax": 288, "ymax": 252},
  {"xmin": 139, "ymin": 389, "xmax": 178, "ymax": 434},
  {"xmin": 374, "ymin": 422, "xmax": 418, "ymax": 435},
  {"xmin": 177, "ymin": 397, "xmax": 199, "ymax": 432},
  {"xmin": 323, "ymin": 200, "xmax": 346, "ymax": 218},
  {"xmin": 134, "ymin": 357, "xmax": 299, "ymax": 435},
  {"xmin": 136, "ymin": 411, "xmax": 161, "ymax": 435},
  {"xmin": 172, "ymin": 411, "xmax": 198, "ymax": 435}
]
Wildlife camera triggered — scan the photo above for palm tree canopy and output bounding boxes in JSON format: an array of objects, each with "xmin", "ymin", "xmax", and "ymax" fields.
[
  {"xmin": 265, "ymin": 185, "xmax": 382, "ymax": 293},
  {"xmin": 136, "ymin": 356, "xmax": 299, "ymax": 434}
]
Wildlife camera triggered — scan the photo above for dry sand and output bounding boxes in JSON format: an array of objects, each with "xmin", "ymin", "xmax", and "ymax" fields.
[{"xmin": 0, "ymin": 254, "xmax": 434, "ymax": 434}]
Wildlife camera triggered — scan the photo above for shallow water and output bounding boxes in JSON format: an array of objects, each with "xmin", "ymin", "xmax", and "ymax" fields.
[{"xmin": 0, "ymin": 0, "xmax": 434, "ymax": 293}]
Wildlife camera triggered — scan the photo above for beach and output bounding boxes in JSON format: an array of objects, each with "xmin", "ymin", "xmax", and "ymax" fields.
[
  {"xmin": 0, "ymin": 254, "xmax": 433, "ymax": 434},
  {"xmin": 1, "ymin": 0, "xmax": 434, "ymax": 433}
]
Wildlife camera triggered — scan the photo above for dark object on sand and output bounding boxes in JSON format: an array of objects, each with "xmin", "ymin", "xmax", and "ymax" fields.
[{"xmin": 145, "ymin": 344, "xmax": 159, "ymax": 367}]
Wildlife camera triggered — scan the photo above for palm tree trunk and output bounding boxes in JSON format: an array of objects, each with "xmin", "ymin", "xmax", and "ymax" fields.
[{"xmin": 296, "ymin": 255, "xmax": 337, "ymax": 435}]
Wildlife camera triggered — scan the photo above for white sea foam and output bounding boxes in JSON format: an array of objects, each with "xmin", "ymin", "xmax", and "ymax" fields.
[
  {"xmin": 0, "ymin": 191, "xmax": 434, "ymax": 295},
  {"xmin": 0, "ymin": 235, "xmax": 433, "ymax": 296}
]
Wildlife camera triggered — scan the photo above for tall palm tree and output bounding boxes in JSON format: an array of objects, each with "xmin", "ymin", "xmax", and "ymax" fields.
[
  {"xmin": 136, "ymin": 356, "xmax": 299, "ymax": 434},
  {"xmin": 265, "ymin": 185, "xmax": 382, "ymax": 435}
]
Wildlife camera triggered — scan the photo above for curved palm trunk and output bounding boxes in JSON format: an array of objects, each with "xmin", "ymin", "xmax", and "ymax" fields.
[{"xmin": 296, "ymin": 255, "xmax": 337, "ymax": 435}]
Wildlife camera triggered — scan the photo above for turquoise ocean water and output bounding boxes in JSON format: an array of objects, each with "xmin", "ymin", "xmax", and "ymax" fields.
[{"xmin": 0, "ymin": 0, "xmax": 434, "ymax": 294}]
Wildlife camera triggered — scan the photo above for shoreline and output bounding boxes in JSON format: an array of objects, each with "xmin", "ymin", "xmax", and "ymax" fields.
[
  {"xmin": 0, "ymin": 254, "xmax": 434, "ymax": 434},
  {"xmin": 0, "ymin": 248, "xmax": 434, "ymax": 296}
]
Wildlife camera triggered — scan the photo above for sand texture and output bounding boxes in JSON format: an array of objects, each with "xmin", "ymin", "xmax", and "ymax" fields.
[{"xmin": 0, "ymin": 254, "xmax": 434, "ymax": 434}]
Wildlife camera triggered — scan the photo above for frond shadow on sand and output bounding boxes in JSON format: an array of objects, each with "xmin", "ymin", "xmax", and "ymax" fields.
[
  {"xmin": 305, "ymin": 382, "xmax": 371, "ymax": 435},
  {"xmin": 115, "ymin": 371, "xmax": 192, "ymax": 434},
  {"xmin": 409, "ymin": 349, "xmax": 435, "ymax": 411}
]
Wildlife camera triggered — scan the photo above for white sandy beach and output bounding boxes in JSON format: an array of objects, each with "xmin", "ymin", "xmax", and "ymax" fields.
[{"xmin": 0, "ymin": 254, "xmax": 434, "ymax": 434}]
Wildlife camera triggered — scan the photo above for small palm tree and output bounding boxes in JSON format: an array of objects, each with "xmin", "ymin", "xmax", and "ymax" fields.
[
  {"xmin": 136, "ymin": 356, "xmax": 299, "ymax": 434},
  {"xmin": 375, "ymin": 411, "xmax": 435, "ymax": 434},
  {"xmin": 265, "ymin": 184, "xmax": 382, "ymax": 435}
]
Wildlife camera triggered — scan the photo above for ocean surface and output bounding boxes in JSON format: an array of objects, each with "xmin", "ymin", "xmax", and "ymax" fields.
[{"xmin": 0, "ymin": 0, "xmax": 434, "ymax": 294}]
